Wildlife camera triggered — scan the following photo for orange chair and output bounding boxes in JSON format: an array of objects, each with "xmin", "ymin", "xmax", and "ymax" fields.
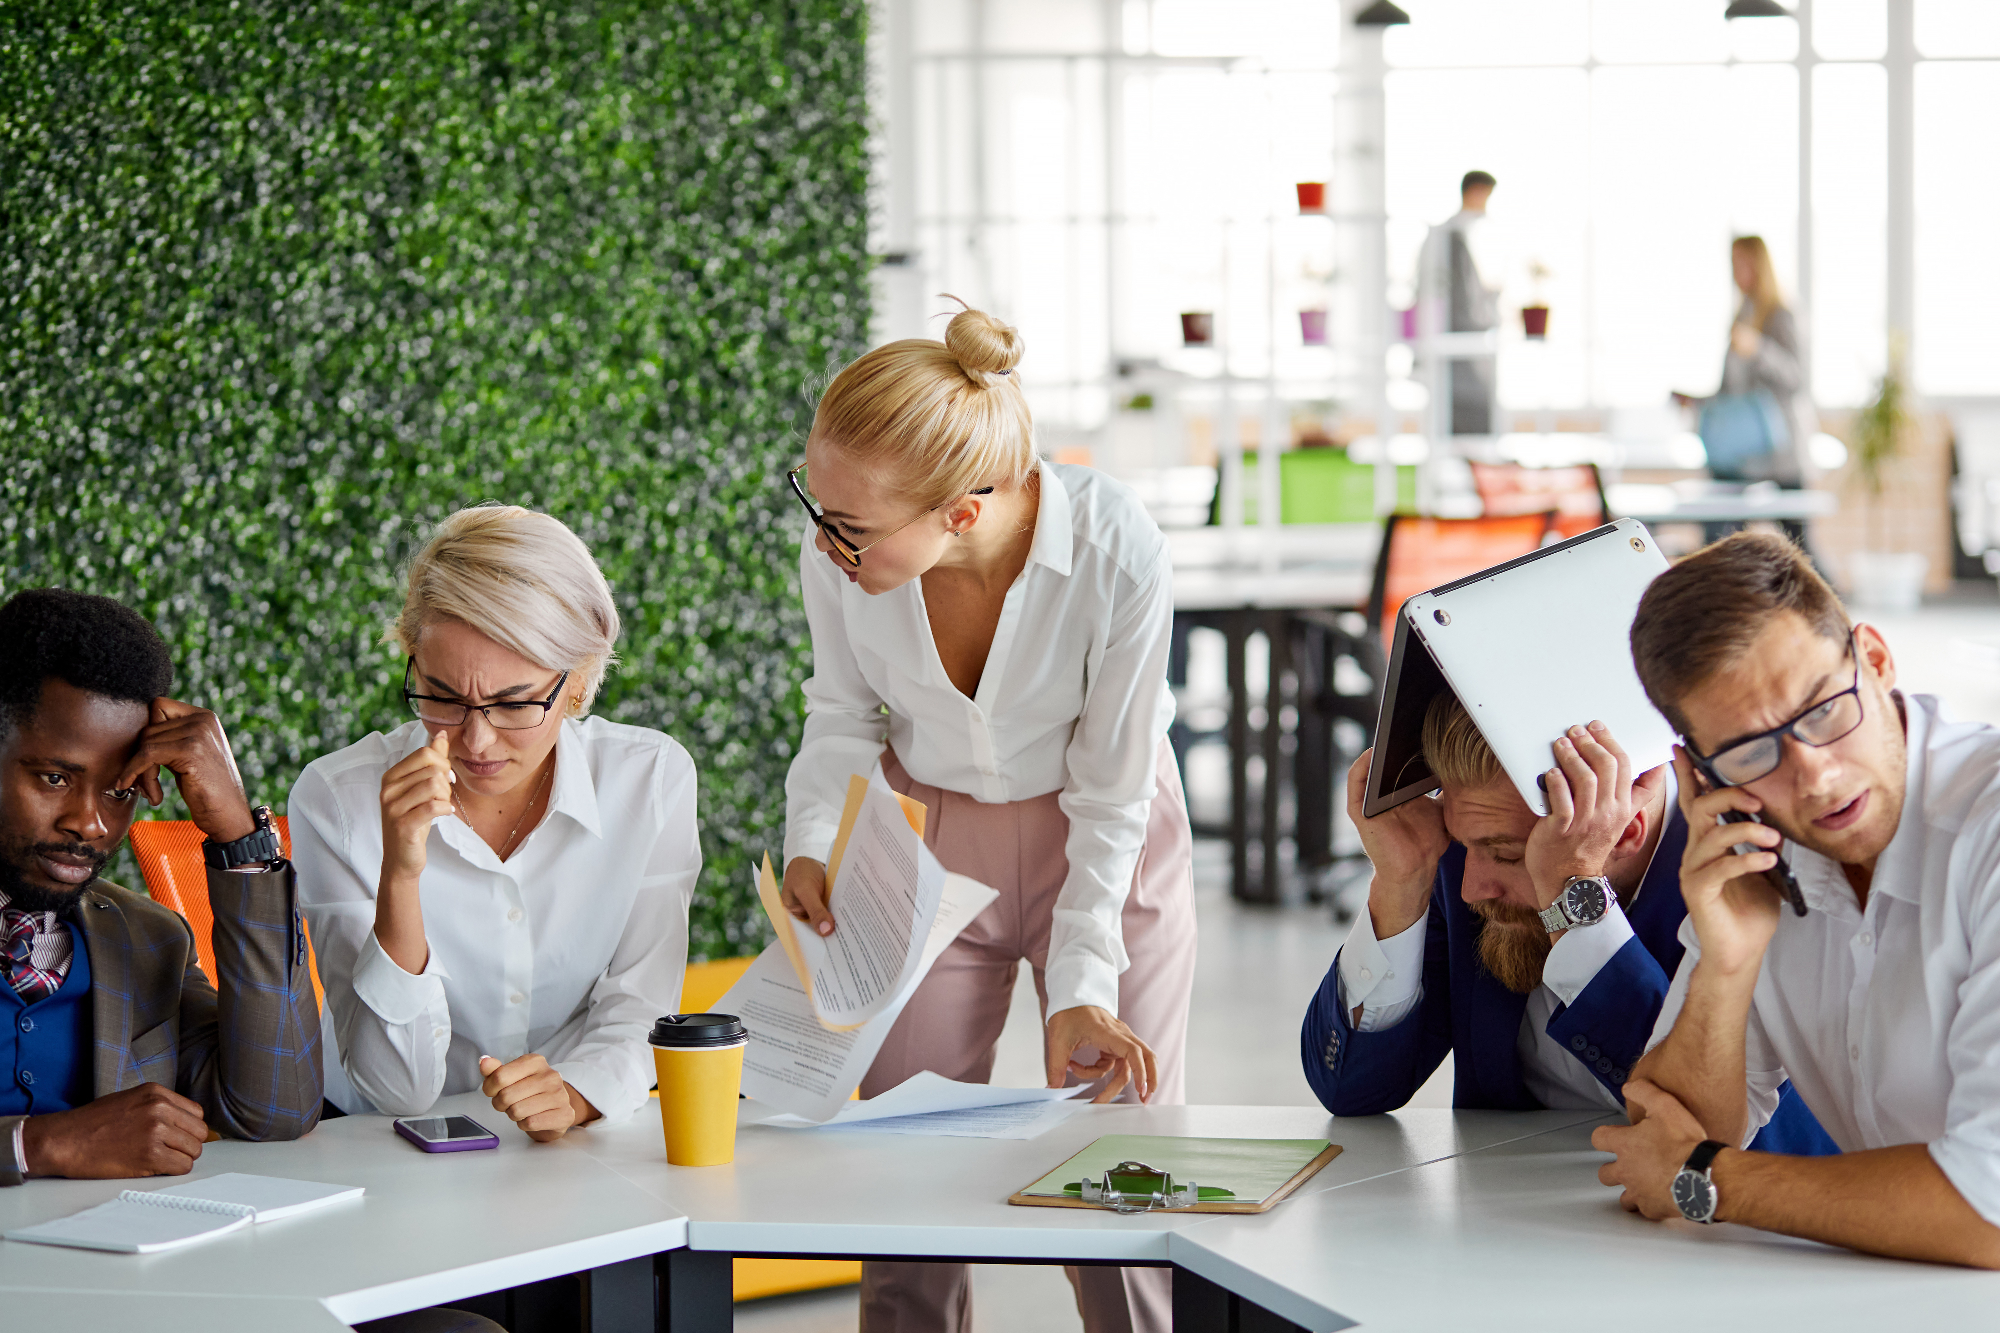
[
  {"xmin": 1364, "ymin": 512, "xmax": 1557, "ymax": 654},
  {"xmin": 1468, "ymin": 461, "xmax": 1610, "ymax": 540},
  {"xmin": 128, "ymin": 817, "xmax": 323, "ymax": 1009}
]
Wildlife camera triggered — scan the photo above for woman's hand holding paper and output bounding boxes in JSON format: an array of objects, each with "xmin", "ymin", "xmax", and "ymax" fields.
[
  {"xmin": 1045, "ymin": 1004, "xmax": 1157, "ymax": 1104},
  {"xmin": 781, "ymin": 856, "xmax": 837, "ymax": 936}
]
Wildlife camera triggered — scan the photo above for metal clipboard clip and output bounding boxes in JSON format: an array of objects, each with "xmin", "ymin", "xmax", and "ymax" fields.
[{"xmin": 1069, "ymin": 1160, "xmax": 1205, "ymax": 1214}]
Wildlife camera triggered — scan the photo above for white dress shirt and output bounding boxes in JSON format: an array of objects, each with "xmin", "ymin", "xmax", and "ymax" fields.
[
  {"xmin": 784, "ymin": 459, "xmax": 1177, "ymax": 1018},
  {"xmin": 290, "ymin": 716, "xmax": 697, "ymax": 1123},
  {"xmin": 1652, "ymin": 693, "xmax": 2000, "ymax": 1225},
  {"xmin": 1338, "ymin": 896, "xmax": 1632, "ymax": 1113}
]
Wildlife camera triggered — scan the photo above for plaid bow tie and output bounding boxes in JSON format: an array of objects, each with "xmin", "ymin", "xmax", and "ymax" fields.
[{"xmin": 1, "ymin": 909, "xmax": 61, "ymax": 1004}]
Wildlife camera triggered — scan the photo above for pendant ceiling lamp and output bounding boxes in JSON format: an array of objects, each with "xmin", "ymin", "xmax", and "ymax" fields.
[
  {"xmin": 1353, "ymin": 1, "xmax": 1411, "ymax": 26},
  {"xmin": 1724, "ymin": 0, "xmax": 1793, "ymax": 17}
]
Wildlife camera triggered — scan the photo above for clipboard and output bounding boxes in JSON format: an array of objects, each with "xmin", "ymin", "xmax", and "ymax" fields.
[{"xmin": 1008, "ymin": 1135, "xmax": 1342, "ymax": 1215}]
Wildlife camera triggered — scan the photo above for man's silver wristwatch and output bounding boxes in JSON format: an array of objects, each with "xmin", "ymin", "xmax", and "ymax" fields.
[
  {"xmin": 1537, "ymin": 875, "xmax": 1612, "ymax": 932},
  {"xmin": 1672, "ymin": 1139, "xmax": 1727, "ymax": 1223}
]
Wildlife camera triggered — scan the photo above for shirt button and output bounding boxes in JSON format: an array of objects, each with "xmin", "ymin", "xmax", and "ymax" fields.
[
  {"xmin": 508, "ymin": 908, "xmax": 524, "ymax": 923},
  {"xmin": 1850, "ymin": 1044, "xmax": 1861, "ymax": 1060},
  {"xmin": 1858, "ymin": 931, "xmax": 1873, "ymax": 947},
  {"xmin": 510, "ymin": 993, "xmax": 525, "ymax": 1005},
  {"xmin": 1360, "ymin": 968, "xmax": 1373, "ymax": 981}
]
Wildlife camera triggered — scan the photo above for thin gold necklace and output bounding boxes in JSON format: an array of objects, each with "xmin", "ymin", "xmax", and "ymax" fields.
[{"xmin": 455, "ymin": 756, "xmax": 554, "ymax": 861}]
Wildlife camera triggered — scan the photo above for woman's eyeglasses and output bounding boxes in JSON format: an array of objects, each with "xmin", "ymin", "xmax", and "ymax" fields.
[
  {"xmin": 403, "ymin": 659, "xmax": 570, "ymax": 730},
  {"xmin": 787, "ymin": 463, "xmax": 992, "ymax": 568},
  {"xmin": 1688, "ymin": 631, "xmax": 1865, "ymax": 787}
]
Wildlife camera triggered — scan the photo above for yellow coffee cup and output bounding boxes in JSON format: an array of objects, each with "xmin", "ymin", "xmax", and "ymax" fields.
[{"xmin": 650, "ymin": 1013, "xmax": 749, "ymax": 1166}]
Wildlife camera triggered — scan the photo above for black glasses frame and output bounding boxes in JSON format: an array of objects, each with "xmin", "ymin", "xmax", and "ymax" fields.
[
  {"xmin": 788, "ymin": 463, "xmax": 994, "ymax": 568},
  {"xmin": 403, "ymin": 658, "xmax": 571, "ymax": 730},
  {"xmin": 1687, "ymin": 631, "xmax": 1865, "ymax": 787}
]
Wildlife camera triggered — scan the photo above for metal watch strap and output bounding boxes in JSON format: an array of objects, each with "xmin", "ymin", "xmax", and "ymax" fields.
[
  {"xmin": 1538, "ymin": 875, "xmax": 1610, "ymax": 931},
  {"xmin": 203, "ymin": 804, "xmax": 281, "ymax": 870}
]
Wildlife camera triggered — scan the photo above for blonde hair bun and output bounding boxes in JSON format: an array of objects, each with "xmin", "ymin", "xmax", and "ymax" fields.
[{"xmin": 942, "ymin": 301, "xmax": 1024, "ymax": 385}]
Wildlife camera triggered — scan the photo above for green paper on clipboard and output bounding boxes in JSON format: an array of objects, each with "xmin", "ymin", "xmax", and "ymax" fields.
[{"xmin": 1009, "ymin": 1135, "xmax": 1341, "ymax": 1215}]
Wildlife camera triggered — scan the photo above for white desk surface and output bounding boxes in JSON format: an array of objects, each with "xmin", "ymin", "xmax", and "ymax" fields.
[
  {"xmin": 573, "ymin": 1099, "xmax": 1603, "ymax": 1264},
  {"xmin": 1170, "ymin": 1117, "xmax": 2000, "ymax": 1333},
  {"xmin": 0, "ymin": 1099, "xmax": 686, "ymax": 1325},
  {"xmin": 1, "ymin": 1288, "xmax": 351, "ymax": 1332}
]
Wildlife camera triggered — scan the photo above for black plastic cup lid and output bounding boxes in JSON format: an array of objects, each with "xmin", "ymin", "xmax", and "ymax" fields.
[{"xmin": 649, "ymin": 1013, "xmax": 748, "ymax": 1048}]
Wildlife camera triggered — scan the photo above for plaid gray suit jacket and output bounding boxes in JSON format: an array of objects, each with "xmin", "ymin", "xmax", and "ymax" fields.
[{"xmin": 0, "ymin": 864, "xmax": 323, "ymax": 1184}]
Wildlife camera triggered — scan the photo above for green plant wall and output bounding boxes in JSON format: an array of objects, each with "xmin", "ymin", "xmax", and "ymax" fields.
[{"xmin": 0, "ymin": 0, "xmax": 871, "ymax": 958}]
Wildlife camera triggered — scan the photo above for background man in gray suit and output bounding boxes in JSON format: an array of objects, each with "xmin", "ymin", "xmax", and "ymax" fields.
[
  {"xmin": 1422, "ymin": 169, "xmax": 1501, "ymax": 436},
  {"xmin": 0, "ymin": 588, "xmax": 322, "ymax": 1185}
]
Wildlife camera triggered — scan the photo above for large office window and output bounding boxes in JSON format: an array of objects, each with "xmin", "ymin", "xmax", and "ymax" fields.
[{"xmin": 880, "ymin": 0, "xmax": 1995, "ymax": 457}]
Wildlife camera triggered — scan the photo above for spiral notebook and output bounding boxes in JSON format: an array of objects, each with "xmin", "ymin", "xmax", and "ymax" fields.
[{"xmin": 4, "ymin": 1174, "xmax": 364, "ymax": 1253}]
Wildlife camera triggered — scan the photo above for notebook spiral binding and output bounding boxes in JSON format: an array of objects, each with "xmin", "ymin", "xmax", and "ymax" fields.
[{"xmin": 116, "ymin": 1190, "xmax": 257, "ymax": 1220}]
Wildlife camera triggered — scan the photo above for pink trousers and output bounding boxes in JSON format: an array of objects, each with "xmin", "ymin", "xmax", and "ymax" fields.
[{"xmin": 858, "ymin": 742, "xmax": 1198, "ymax": 1333}]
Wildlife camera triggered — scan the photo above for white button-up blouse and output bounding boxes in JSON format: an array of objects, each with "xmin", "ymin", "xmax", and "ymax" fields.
[
  {"xmin": 290, "ymin": 716, "xmax": 697, "ymax": 1123},
  {"xmin": 783, "ymin": 459, "xmax": 1177, "ymax": 1018},
  {"xmin": 1654, "ymin": 693, "xmax": 2000, "ymax": 1224}
]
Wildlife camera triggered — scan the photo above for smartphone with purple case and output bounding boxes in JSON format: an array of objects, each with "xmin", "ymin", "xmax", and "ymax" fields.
[{"xmin": 394, "ymin": 1114, "xmax": 501, "ymax": 1153}]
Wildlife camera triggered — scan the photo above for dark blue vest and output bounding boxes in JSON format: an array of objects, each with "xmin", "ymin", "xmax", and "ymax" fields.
[{"xmin": 0, "ymin": 922, "xmax": 94, "ymax": 1117}]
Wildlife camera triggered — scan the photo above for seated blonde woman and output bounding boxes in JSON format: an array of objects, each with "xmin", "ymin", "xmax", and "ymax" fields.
[{"xmin": 291, "ymin": 505, "xmax": 697, "ymax": 1137}]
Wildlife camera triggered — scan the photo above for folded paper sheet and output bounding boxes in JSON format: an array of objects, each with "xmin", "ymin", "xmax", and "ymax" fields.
[
  {"xmin": 723, "ymin": 771, "xmax": 998, "ymax": 1122},
  {"xmin": 748, "ymin": 1070, "xmax": 1085, "ymax": 1130}
]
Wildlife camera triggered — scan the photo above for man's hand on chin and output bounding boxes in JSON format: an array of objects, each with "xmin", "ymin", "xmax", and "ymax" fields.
[
  {"xmin": 1592, "ymin": 1079, "xmax": 1711, "ymax": 1220},
  {"xmin": 20, "ymin": 1084, "xmax": 208, "ymax": 1179}
]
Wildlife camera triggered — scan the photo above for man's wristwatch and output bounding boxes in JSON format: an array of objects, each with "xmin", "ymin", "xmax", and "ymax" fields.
[
  {"xmin": 203, "ymin": 804, "xmax": 282, "ymax": 870},
  {"xmin": 1672, "ymin": 1139, "xmax": 1728, "ymax": 1223},
  {"xmin": 1537, "ymin": 874, "xmax": 1612, "ymax": 932}
]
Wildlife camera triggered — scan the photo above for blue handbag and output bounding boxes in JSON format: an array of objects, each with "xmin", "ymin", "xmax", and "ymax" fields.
[{"xmin": 1698, "ymin": 391, "xmax": 1790, "ymax": 479}]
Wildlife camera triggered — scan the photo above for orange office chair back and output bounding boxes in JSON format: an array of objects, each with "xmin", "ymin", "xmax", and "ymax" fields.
[
  {"xmin": 1468, "ymin": 461, "xmax": 1610, "ymax": 540},
  {"xmin": 128, "ymin": 817, "xmax": 323, "ymax": 1008},
  {"xmin": 1366, "ymin": 512, "xmax": 1556, "ymax": 653}
]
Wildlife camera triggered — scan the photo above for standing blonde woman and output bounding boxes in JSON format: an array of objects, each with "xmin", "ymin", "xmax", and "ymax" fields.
[
  {"xmin": 291, "ymin": 505, "xmax": 698, "ymax": 1137},
  {"xmin": 781, "ymin": 305, "xmax": 1195, "ymax": 1333}
]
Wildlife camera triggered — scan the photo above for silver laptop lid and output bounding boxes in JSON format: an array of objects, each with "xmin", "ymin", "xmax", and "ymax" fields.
[{"xmin": 1364, "ymin": 518, "xmax": 1675, "ymax": 818}]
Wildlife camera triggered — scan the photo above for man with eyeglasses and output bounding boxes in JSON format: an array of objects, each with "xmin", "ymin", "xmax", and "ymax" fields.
[{"xmin": 1596, "ymin": 532, "xmax": 2000, "ymax": 1267}]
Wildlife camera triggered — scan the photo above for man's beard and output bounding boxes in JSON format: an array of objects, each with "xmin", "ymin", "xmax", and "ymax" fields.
[
  {"xmin": 0, "ymin": 840, "xmax": 108, "ymax": 915},
  {"xmin": 1471, "ymin": 900, "xmax": 1552, "ymax": 995}
]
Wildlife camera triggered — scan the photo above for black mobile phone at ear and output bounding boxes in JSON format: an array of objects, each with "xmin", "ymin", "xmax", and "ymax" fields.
[{"xmin": 1720, "ymin": 810, "xmax": 1808, "ymax": 918}]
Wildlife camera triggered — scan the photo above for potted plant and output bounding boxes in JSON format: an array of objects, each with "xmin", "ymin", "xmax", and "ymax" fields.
[
  {"xmin": 1298, "ymin": 308, "xmax": 1328, "ymax": 345},
  {"xmin": 1295, "ymin": 181, "xmax": 1326, "ymax": 214},
  {"xmin": 1521, "ymin": 259, "xmax": 1551, "ymax": 339},
  {"xmin": 1846, "ymin": 337, "xmax": 1926, "ymax": 611},
  {"xmin": 1180, "ymin": 311, "xmax": 1215, "ymax": 346}
]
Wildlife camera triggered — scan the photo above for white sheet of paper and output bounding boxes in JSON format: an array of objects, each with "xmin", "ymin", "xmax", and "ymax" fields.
[
  {"xmin": 749, "ymin": 1070, "xmax": 1085, "ymax": 1128},
  {"xmin": 817, "ymin": 1097, "xmax": 1090, "ymax": 1140},
  {"xmin": 722, "ymin": 872, "xmax": 998, "ymax": 1123},
  {"xmin": 785, "ymin": 773, "xmax": 946, "ymax": 1028},
  {"xmin": 152, "ymin": 1174, "xmax": 363, "ymax": 1223}
]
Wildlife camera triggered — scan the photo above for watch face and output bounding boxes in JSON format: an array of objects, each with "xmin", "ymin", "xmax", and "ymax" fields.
[
  {"xmin": 1672, "ymin": 1169, "xmax": 1715, "ymax": 1222},
  {"xmin": 1568, "ymin": 879, "xmax": 1609, "ymax": 922}
]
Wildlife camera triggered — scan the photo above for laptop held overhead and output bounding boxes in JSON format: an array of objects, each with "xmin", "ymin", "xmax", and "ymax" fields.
[{"xmin": 1362, "ymin": 518, "xmax": 1677, "ymax": 819}]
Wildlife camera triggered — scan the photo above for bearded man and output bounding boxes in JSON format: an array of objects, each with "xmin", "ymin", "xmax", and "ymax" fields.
[
  {"xmin": 1301, "ymin": 691, "xmax": 1830, "ymax": 1152},
  {"xmin": 0, "ymin": 588, "xmax": 321, "ymax": 1185}
]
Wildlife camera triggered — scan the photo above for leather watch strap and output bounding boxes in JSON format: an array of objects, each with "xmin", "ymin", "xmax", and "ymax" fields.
[{"xmin": 1683, "ymin": 1139, "xmax": 1727, "ymax": 1175}]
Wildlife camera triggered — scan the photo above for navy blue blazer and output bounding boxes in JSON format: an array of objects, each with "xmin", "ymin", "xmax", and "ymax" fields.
[{"xmin": 1300, "ymin": 807, "xmax": 1836, "ymax": 1155}]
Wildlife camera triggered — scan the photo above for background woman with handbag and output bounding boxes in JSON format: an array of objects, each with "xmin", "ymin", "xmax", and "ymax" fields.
[{"xmin": 1675, "ymin": 234, "xmax": 1818, "ymax": 547}]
